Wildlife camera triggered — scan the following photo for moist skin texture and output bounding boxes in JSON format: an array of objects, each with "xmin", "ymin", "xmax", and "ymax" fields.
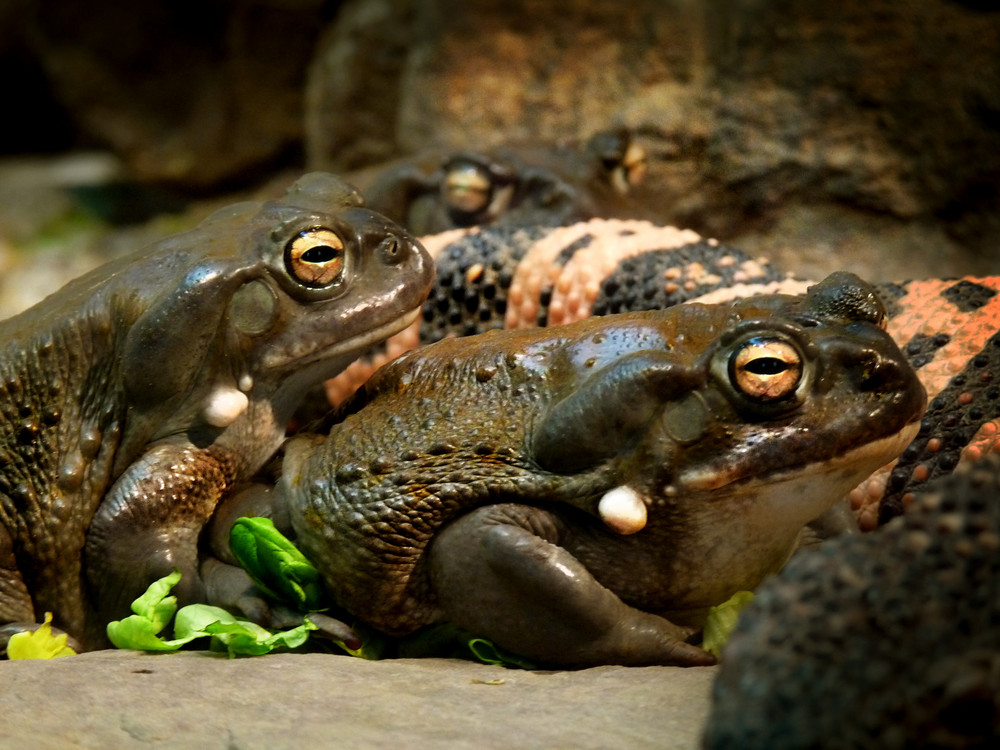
[
  {"xmin": 282, "ymin": 272, "xmax": 925, "ymax": 668},
  {"xmin": 0, "ymin": 172, "xmax": 433, "ymax": 649}
]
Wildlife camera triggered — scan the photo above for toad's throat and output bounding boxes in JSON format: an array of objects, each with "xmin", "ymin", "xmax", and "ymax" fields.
[
  {"xmin": 597, "ymin": 422, "xmax": 921, "ymax": 537},
  {"xmin": 679, "ymin": 419, "xmax": 921, "ymax": 494}
]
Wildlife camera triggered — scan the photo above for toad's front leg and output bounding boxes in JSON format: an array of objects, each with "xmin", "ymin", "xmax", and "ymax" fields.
[
  {"xmin": 427, "ymin": 504, "xmax": 715, "ymax": 668},
  {"xmin": 84, "ymin": 441, "xmax": 241, "ymax": 637}
]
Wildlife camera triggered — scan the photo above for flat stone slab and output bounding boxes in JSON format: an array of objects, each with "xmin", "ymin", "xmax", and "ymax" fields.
[{"xmin": 1, "ymin": 650, "xmax": 716, "ymax": 749}]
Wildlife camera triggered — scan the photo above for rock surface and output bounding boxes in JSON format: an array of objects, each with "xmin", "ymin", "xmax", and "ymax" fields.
[
  {"xmin": 17, "ymin": 1, "xmax": 322, "ymax": 187},
  {"xmin": 305, "ymin": 0, "xmax": 1000, "ymax": 276},
  {"xmin": 6, "ymin": 1, "xmax": 997, "ymax": 280},
  {"xmin": 1, "ymin": 650, "xmax": 716, "ymax": 749}
]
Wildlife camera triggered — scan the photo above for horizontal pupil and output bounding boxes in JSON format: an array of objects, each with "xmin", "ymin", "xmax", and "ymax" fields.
[
  {"xmin": 302, "ymin": 245, "xmax": 339, "ymax": 263},
  {"xmin": 745, "ymin": 357, "xmax": 788, "ymax": 375}
]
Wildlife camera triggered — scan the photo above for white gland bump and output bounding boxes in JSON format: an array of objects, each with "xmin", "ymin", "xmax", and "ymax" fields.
[
  {"xmin": 204, "ymin": 387, "xmax": 249, "ymax": 428},
  {"xmin": 598, "ymin": 485, "xmax": 647, "ymax": 535}
]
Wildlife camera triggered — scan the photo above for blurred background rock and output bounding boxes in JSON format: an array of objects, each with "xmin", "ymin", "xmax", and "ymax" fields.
[{"xmin": 2, "ymin": 0, "xmax": 999, "ymax": 318}]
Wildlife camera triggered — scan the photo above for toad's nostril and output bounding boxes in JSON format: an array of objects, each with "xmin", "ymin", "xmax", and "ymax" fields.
[
  {"xmin": 856, "ymin": 352, "xmax": 889, "ymax": 388},
  {"xmin": 857, "ymin": 352, "xmax": 882, "ymax": 386},
  {"xmin": 379, "ymin": 237, "xmax": 403, "ymax": 264},
  {"xmin": 856, "ymin": 354, "xmax": 916, "ymax": 397}
]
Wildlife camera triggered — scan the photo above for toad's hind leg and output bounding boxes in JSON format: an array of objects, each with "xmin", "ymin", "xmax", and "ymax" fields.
[
  {"xmin": 427, "ymin": 504, "xmax": 715, "ymax": 668},
  {"xmin": 84, "ymin": 442, "xmax": 240, "ymax": 639}
]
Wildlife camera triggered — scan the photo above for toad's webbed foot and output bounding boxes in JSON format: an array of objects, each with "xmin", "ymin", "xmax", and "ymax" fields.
[
  {"xmin": 427, "ymin": 504, "xmax": 715, "ymax": 668},
  {"xmin": 201, "ymin": 557, "xmax": 276, "ymax": 626}
]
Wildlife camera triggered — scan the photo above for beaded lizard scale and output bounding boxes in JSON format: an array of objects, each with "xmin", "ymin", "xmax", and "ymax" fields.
[{"xmin": 704, "ymin": 453, "xmax": 1000, "ymax": 748}]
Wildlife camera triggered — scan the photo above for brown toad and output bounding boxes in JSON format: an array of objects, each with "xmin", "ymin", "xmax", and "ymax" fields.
[
  {"xmin": 274, "ymin": 272, "xmax": 924, "ymax": 667},
  {"xmin": 0, "ymin": 173, "xmax": 433, "ymax": 649}
]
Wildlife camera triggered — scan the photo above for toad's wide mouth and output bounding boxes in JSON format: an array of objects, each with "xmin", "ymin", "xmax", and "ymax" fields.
[
  {"xmin": 680, "ymin": 418, "xmax": 922, "ymax": 494},
  {"xmin": 267, "ymin": 304, "xmax": 423, "ymax": 371},
  {"xmin": 318, "ymin": 304, "xmax": 423, "ymax": 362}
]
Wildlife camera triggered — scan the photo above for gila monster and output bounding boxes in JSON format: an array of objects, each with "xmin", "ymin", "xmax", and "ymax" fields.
[
  {"xmin": 324, "ymin": 218, "xmax": 1000, "ymax": 529},
  {"xmin": 703, "ymin": 452, "xmax": 1000, "ymax": 749}
]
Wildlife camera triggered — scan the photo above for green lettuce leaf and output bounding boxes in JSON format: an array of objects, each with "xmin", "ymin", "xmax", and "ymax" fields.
[
  {"xmin": 466, "ymin": 637, "xmax": 538, "ymax": 669},
  {"xmin": 229, "ymin": 517, "xmax": 325, "ymax": 611},
  {"xmin": 203, "ymin": 618, "xmax": 316, "ymax": 657},
  {"xmin": 174, "ymin": 603, "xmax": 317, "ymax": 657},
  {"xmin": 106, "ymin": 570, "xmax": 199, "ymax": 651},
  {"xmin": 702, "ymin": 590, "xmax": 755, "ymax": 659},
  {"xmin": 107, "ymin": 571, "xmax": 316, "ymax": 656},
  {"xmin": 398, "ymin": 623, "xmax": 537, "ymax": 669}
]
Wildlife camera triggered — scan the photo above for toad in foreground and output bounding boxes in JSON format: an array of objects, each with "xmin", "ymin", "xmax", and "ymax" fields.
[
  {"xmin": 0, "ymin": 173, "xmax": 433, "ymax": 649},
  {"xmin": 272, "ymin": 272, "xmax": 925, "ymax": 667}
]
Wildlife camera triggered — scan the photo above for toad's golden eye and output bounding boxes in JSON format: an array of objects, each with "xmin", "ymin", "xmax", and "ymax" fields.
[
  {"xmin": 443, "ymin": 163, "xmax": 493, "ymax": 214},
  {"xmin": 730, "ymin": 338, "xmax": 802, "ymax": 401},
  {"xmin": 286, "ymin": 228, "xmax": 345, "ymax": 287}
]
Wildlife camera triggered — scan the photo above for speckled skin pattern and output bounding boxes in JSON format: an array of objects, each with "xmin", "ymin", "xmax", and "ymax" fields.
[
  {"xmin": 703, "ymin": 453, "xmax": 1000, "ymax": 749},
  {"xmin": 325, "ymin": 222, "xmax": 1000, "ymax": 529}
]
